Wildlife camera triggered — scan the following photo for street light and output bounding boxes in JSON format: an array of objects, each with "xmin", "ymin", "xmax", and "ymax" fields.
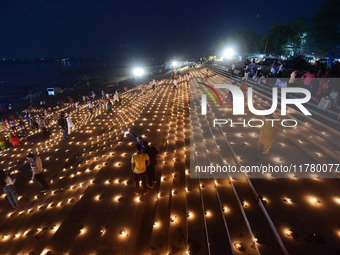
[
  {"xmin": 133, "ymin": 68, "xmax": 145, "ymax": 77},
  {"xmin": 172, "ymin": 61, "xmax": 178, "ymax": 68},
  {"xmin": 223, "ymin": 48, "xmax": 235, "ymax": 59}
]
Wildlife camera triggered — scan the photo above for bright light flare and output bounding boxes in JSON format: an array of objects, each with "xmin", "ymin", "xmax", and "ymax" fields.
[
  {"xmin": 133, "ymin": 68, "xmax": 145, "ymax": 77},
  {"xmin": 223, "ymin": 48, "xmax": 235, "ymax": 59}
]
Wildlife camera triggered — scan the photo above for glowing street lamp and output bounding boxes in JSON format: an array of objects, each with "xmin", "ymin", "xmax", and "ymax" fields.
[
  {"xmin": 133, "ymin": 68, "xmax": 145, "ymax": 77},
  {"xmin": 172, "ymin": 61, "xmax": 178, "ymax": 68},
  {"xmin": 223, "ymin": 48, "xmax": 235, "ymax": 59}
]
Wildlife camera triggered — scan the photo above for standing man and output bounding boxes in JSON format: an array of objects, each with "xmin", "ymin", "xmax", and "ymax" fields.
[
  {"xmin": 115, "ymin": 90, "xmax": 121, "ymax": 105},
  {"xmin": 66, "ymin": 111, "xmax": 75, "ymax": 134},
  {"xmin": 327, "ymin": 53, "xmax": 334, "ymax": 71},
  {"xmin": 141, "ymin": 141, "xmax": 158, "ymax": 188},
  {"xmin": 231, "ymin": 62, "xmax": 236, "ymax": 75},
  {"xmin": 27, "ymin": 153, "xmax": 50, "ymax": 192},
  {"xmin": 131, "ymin": 144, "xmax": 150, "ymax": 195},
  {"xmin": 75, "ymin": 101, "xmax": 79, "ymax": 113},
  {"xmin": 107, "ymin": 99, "xmax": 113, "ymax": 113},
  {"xmin": 88, "ymin": 101, "xmax": 93, "ymax": 115},
  {"xmin": 152, "ymin": 79, "xmax": 156, "ymax": 91},
  {"xmin": 58, "ymin": 113, "xmax": 68, "ymax": 141}
]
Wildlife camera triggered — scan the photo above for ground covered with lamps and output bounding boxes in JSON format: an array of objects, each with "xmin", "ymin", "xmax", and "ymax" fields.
[{"xmin": 0, "ymin": 70, "xmax": 339, "ymax": 255}]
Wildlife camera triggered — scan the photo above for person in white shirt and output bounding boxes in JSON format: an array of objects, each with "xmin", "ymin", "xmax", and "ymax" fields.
[
  {"xmin": 75, "ymin": 101, "xmax": 79, "ymax": 113},
  {"xmin": 231, "ymin": 62, "xmax": 236, "ymax": 74},
  {"xmin": 66, "ymin": 111, "xmax": 75, "ymax": 133},
  {"xmin": 113, "ymin": 93, "xmax": 118, "ymax": 105},
  {"xmin": 27, "ymin": 153, "xmax": 49, "ymax": 192},
  {"xmin": 173, "ymin": 78, "xmax": 177, "ymax": 90},
  {"xmin": 277, "ymin": 63, "xmax": 284, "ymax": 77},
  {"xmin": 244, "ymin": 65, "xmax": 249, "ymax": 81},
  {"xmin": 152, "ymin": 79, "xmax": 156, "ymax": 90},
  {"xmin": 289, "ymin": 70, "xmax": 298, "ymax": 85},
  {"xmin": 88, "ymin": 101, "xmax": 93, "ymax": 115}
]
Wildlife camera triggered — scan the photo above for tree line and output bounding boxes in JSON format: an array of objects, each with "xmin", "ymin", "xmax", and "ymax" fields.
[{"xmin": 214, "ymin": 0, "xmax": 339, "ymax": 57}]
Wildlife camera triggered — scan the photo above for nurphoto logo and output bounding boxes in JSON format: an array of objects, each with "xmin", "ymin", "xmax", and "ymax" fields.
[{"xmin": 199, "ymin": 83, "xmax": 312, "ymax": 128}]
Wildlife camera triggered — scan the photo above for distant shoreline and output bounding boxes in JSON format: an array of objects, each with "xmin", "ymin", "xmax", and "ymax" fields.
[{"xmin": 0, "ymin": 62, "xmax": 166, "ymax": 107}]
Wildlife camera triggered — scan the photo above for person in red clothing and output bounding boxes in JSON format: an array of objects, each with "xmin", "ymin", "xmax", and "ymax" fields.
[
  {"xmin": 301, "ymin": 69, "xmax": 316, "ymax": 92},
  {"xmin": 10, "ymin": 133, "xmax": 26, "ymax": 146},
  {"xmin": 10, "ymin": 135, "xmax": 20, "ymax": 146}
]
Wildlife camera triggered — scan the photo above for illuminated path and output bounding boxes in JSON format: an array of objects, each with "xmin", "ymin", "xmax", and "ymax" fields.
[
  {"xmin": 0, "ymin": 70, "xmax": 339, "ymax": 254},
  {"xmin": 190, "ymin": 71, "xmax": 340, "ymax": 254},
  {"xmin": 0, "ymin": 78, "xmax": 192, "ymax": 254}
]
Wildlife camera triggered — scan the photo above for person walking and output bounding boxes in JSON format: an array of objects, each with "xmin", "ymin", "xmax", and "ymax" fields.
[
  {"xmin": 27, "ymin": 153, "xmax": 49, "ymax": 192},
  {"xmin": 173, "ymin": 77, "xmax": 177, "ymax": 90},
  {"xmin": 66, "ymin": 111, "xmax": 75, "ymax": 133},
  {"xmin": 131, "ymin": 144, "xmax": 150, "ymax": 195},
  {"xmin": 88, "ymin": 101, "xmax": 93, "ymax": 115},
  {"xmin": 141, "ymin": 141, "xmax": 158, "ymax": 189},
  {"xmin": 0, "ymin": 170, "xmax": 19, "ymax": 208},
  {"xmin": 58, "ymin": 113, "xmax": 68, "ymax": 141}
]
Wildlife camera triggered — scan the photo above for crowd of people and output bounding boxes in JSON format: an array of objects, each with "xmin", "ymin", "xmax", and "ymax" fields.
[
  {"xmin": 171, "ymin": 70, "xmax": 191, "ymax": 90},
  {"xmin": 230, "ymin": 57, "xmax": 339, "ymax": 112},
  {"xmin": 0, "ymin": 82, "xmax": 164, "ymax": 209}
]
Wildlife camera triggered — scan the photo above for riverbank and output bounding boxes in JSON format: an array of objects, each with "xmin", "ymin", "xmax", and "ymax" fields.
[{"xmin": 0, "ymin": 64, "xmax": 188, "ymax": 120}]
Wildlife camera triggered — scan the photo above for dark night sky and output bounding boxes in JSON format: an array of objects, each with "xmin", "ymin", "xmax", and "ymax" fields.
[{"xmin": 0, "ymin": 0, "xmax": 324, "ymax": 59}]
